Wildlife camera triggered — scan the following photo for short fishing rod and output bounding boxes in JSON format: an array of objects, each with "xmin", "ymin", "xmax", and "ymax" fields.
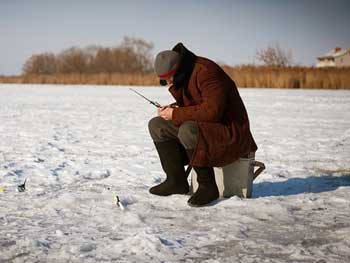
[{"xmin": 129, "ymin": 88, "xmax": 161, "ymax": 108}]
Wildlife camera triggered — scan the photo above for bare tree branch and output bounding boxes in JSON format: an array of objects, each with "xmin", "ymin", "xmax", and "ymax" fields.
[{"xmin": 256, "ymin": 43, "xmax": 293, "ymax": 67}]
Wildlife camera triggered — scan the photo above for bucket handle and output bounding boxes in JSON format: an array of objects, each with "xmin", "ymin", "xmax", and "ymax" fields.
[{"xmin": 253, "ymin": 161, "xmax": 265, "ymax": 180}]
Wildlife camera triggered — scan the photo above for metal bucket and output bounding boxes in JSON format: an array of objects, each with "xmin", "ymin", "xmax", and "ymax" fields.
[{"xmin": 191, "ymin": 154, "xmax": 265, "ymax": 198}]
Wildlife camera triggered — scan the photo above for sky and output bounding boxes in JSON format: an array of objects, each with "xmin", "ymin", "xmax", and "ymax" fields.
[{"xmin": 0, "ymin": 0, "xmax": 349, "ymax": 75}]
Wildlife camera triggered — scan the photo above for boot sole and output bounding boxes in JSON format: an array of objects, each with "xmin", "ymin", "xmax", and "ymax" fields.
[
  {"xmin": 149, "ymin": 189, "xmax": 189, "ymax": 196},
  {"xmin": 187, "ymin": 197, "xmax": 219, "ymax": 207}
]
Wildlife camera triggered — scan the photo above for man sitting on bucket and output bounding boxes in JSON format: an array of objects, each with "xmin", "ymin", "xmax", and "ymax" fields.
[{"xmin": 148, "ymin": 43, "xmax": 257, "ymax": 207}]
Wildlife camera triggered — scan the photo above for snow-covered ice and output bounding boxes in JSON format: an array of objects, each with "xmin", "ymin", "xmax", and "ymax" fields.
[{"xmin": 0, "ymin": 84, "xmax": 349, "ymax": 262}]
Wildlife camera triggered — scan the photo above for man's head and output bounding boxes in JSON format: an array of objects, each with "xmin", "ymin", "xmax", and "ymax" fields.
[{"xmin": 154, "ymin": 50, "xmax": 180, "ymax": 86}]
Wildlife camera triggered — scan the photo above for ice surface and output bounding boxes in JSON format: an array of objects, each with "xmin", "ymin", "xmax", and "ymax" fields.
[{"xmin": 0, "ymin": 84, "xmax": 349, "ymax": 262}]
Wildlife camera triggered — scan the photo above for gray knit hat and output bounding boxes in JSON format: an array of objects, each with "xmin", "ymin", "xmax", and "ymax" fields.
[{"xmin": 154, "ymin": 50, "xmax": 180, "ymax": 81}]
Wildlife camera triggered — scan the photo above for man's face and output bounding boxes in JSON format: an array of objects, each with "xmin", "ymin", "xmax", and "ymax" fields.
[{"xmin": 165, "ymin": 76, "xmax": 174, "ymax": 85}]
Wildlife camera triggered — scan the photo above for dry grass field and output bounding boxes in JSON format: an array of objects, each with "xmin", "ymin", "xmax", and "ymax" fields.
[{"xmin": 1, "ymin": 66, "xmax": 349, "ymax": 89}]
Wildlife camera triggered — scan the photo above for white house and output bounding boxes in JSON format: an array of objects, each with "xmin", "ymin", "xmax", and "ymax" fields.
[{"xmin": 316, "ymin": 47, "xmax": 350, "ymax": 67}]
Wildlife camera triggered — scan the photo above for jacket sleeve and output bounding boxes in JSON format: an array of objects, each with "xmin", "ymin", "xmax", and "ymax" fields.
[{"xmin": 172, "ymin": 69, "xmax": 227, "ymax": 126}]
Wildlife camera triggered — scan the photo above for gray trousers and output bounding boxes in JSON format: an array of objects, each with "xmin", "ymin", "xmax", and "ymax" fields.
[{"xmin": 148, "ymin": 117, "xmax": 198, "ymax": 150}]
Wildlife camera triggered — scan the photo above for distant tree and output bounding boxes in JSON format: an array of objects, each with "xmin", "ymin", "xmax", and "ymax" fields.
[
  {"xmin": 57, "ymin": 47, "xmax": 89, "ymax": 74},
  {"xmin": 256, "ymin": 44, "xmax": 293, "ymax": 67},
  {"xmin": 90, "ymin": 47, "xmax": 114, "ymax": 73},
  {"xmin": 110, "ymin": 47, "xmax": 132, "ymax": 73},
  {"xmin": 21, "ymin": 36, "xmax": 154, "ymax": 75},
  {"xmin": 82, "ymin": 45, "xmax": 99, "ymax": 73},
  {"xmin": 120, "ymin": 37, "xmax": 154, "ymax": 73},
  {"xmin": 22, "ymin": 53, "xmax": 57, "ymax": 74}
]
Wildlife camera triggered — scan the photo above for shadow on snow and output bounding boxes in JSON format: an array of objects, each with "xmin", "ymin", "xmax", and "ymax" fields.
[{"xmin": 253, "ymin": 173, "xmax": 350, "ymax": 198}]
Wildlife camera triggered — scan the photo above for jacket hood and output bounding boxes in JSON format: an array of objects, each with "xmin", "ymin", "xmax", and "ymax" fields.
[{"xmin": 172, "ymin": 43, "xmax": 197, "ymax": 90}]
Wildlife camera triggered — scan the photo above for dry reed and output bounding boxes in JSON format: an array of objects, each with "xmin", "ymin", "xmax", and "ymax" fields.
[{"xmin": 1, "ymin": 66, "xmax": 349, "ymax": 89}]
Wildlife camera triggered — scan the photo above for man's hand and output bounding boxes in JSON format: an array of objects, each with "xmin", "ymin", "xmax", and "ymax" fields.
[{"xmin": 158, "ymin": 105, "xmax": 174, "ymax": 120}]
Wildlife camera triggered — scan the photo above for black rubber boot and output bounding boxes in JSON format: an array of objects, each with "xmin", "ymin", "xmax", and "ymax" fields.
[
  {"xmin": 149, "ymin": 140, "xmax": 189, "ymax": 196},
  {"xmin": 188, "ymin": 166, "xmax": 219, "ymax": 207}
]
